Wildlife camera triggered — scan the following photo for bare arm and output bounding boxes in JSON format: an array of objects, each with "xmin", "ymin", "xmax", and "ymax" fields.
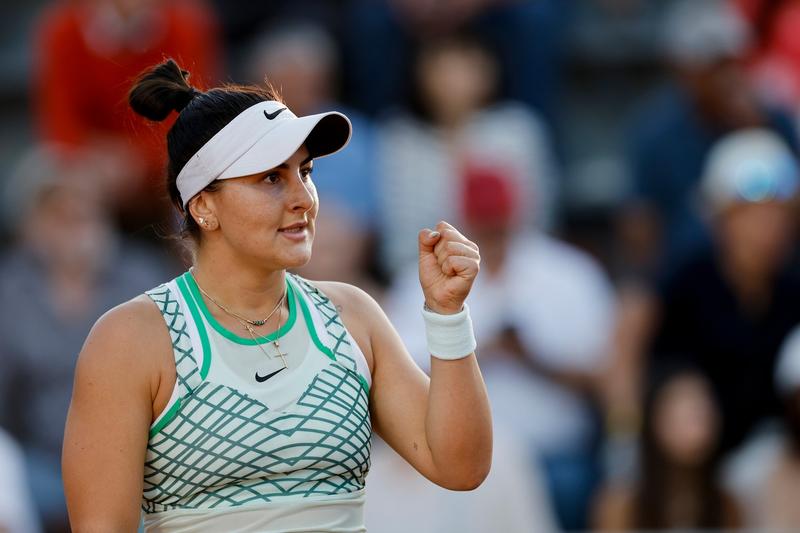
[
  {"xmin": 322, "ymin": 221, "xmax": 492, "ymax": 490},
  {"xmin": 63, "ymin": 296, "xmax": 172, "ymax": 532},
  {"xmin": 373, "ymin": 302, "xmax": 491, "ymax": 490},
  {"xmin": 602, "ymin": 282, "xmax": 660, "ymax": 434}
]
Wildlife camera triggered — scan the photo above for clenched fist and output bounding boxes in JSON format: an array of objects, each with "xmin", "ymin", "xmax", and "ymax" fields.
[{"xmin": 418, "ymin": 221, "xmax": 480, "ymax": 315}]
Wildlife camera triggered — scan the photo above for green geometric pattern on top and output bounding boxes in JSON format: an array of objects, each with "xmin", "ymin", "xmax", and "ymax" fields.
[
  {"xmin": 288, "ymin": 274, "xmax": 367, "ymax": 392},
  {"xmin": 141, "ymin": 277, "xmax": 372, "ymax": 514},
  {"xmin": 145, "ymin": 284, "xmax": 202, "ymax": 399}
]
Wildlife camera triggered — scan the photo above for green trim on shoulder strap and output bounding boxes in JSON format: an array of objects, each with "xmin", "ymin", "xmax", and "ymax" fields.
[
  {"xmin": 182, "ymin": 272, "xmax": 297, "ymax": 346},
  {"xmin": 149, "ymin": 397, "xmax": 182, "ymax": 438},
  {"xmin": 175, "ymin": 275, "xmax": 212, "ymax": 380},
  {"xmin": 145, "ymin": 282, "xmax": 204, "ymax": 439},
  {"xmin": 288, "ymin": 276, "xmax": 337, "ymax": 362},
  {"xmin": 288, "ymin": 275, "xmax": 370, "ymax": 396}
]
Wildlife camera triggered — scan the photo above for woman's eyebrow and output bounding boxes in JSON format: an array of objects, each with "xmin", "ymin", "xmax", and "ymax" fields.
[{"xmin": 273, "ymin": 156, "xmax": 314, "ymax": 170}]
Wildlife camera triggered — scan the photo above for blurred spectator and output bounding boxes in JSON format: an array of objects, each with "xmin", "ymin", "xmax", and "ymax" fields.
[
  {"xmin": 386, "ymin": 170, "xmax": 614, "ymax": 529},
  {"xmin": 207, "ymin": 0, "xmax": 342, "ymax": 67},
  {"xmin": 377, "ymin": 34, "xmax": 559, "ymax": 278},
  {"xmin": 642, "ymin": 129, "xmax": 800, "ymax": 458},
  {"xmin": 763, "ymin": 330, "xmax": 800, "ymax": 527},
  {"xmin": 725, "ymin": 325, "xmax": 800, "ymax": 528},
  {"xmin": 594, "ymin": 365, "xmax": 742, "ymax": 530},
  {"xmin": 32, "ymin": 0, "xmax": 220, "ymax": 230},
  {"xmin": 735, "ymin": 0, "xmax": 800, "ymax": 112},
  {"xmin": 618, "ymin": 0, "xmax": 798, "ymax": 276},
  {"xmin": 0, "ymin": 147, "xmax": 172, "ymax": 532},
  {"xmin": 366, "ymin": 430, "xmax": 557, "ymax": 533},
  {"xmin": 0, "ymin": 429, "xmax": 41, "ymax": 533},
  {"xmin": 244, "ymin": 22, "xmax": 380, "ymax": 291},
  {"xmin": 341, "ymin": 0, "xmax": 569, "ymax": 126}
]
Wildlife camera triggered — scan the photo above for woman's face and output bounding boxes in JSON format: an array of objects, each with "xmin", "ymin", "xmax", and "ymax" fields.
[
  {"xmin": 653, "ymin": 373, "xmax": 719, "ymax": 467},
  {"xmin": 417, "ymin": 43, "xmax": 496, "ymax": 125},
  {"xmin": 200, "ymin": 145, "xmax": 318, "ymax": 270}
]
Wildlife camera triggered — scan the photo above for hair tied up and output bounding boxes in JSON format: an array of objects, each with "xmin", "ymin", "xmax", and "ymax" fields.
[{"xmin": 129, "ymin": 58, "xmax": 201, "ymax": 121}]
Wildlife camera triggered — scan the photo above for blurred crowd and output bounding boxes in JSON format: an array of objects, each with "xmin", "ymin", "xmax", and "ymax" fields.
[{"xmin": 2, "ymin": 0, "xmax": 800, "ymax": 531}]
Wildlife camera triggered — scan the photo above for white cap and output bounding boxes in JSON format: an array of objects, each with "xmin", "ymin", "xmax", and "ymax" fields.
[
  {"xmin": 176, "ymin": 100, "xmax": 351, "ymax": 207},
  {"xmin": 662, "ymin": 0, "xmax": 750, "ymax": 66},
  {"xmin": 777, "ymin": 326, "xmax": 800, "ymax": 395},
  {"xmin": 700, "ymin": 128, "xmax": 799, "ymax": 213}
]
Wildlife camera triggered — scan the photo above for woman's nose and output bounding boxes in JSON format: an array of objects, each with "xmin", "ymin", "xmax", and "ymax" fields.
[{"xmin": 289, "ymin": 171, "xmax": 315, "ymax": 212}]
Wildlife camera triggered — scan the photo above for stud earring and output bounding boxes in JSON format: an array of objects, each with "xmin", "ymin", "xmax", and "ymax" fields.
[{"xmin": 198, "ymin": 217, "xmax": 205, "ymax": 225}]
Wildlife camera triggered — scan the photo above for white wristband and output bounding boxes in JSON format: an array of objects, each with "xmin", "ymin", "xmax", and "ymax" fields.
[{"xmin": 421, "ymin": 303, "xmax": 477, "ymax": 360}]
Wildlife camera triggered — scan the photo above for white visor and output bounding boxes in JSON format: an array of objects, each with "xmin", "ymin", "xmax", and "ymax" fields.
[{"xmin": 176, "ymin": 100, "xmax": 352, "ymax": 208}]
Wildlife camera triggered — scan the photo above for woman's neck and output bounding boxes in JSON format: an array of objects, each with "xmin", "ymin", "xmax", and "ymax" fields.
[{"xmin": 191, "ymin": 249, "xmax": 287, "ymax": 319}]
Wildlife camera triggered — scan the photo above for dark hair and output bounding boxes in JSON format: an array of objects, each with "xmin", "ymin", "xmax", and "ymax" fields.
[
  {"xmin": 128, "ymin": 58, "xmax": 283, "ymax": 242},
  {"xmin": 633, "ymin": 361, "xmax": 728, "ymax": 529}
]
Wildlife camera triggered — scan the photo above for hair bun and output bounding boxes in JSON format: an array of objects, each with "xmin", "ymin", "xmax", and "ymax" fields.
[{"xmin": 129, "ymin": 58, "xmax": 200, "ymax": 121}]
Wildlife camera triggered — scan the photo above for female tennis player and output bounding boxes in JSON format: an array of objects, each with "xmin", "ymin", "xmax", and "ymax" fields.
[{"xmin": 62, "ymin": 58, "xmax": 492, "ymax": 532}]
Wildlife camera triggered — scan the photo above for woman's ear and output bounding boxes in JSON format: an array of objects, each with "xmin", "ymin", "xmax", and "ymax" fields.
[{"xmin": 188, "ymin": 192, "xmax": 218, "ymax": 231}]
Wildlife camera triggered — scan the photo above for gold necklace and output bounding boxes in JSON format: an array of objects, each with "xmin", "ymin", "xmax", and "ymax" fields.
[
  {"xmin": 191, "ymin": 271, "xmax": 289, "ymax": 376},
  {"xmin": 192, "ymin": 270, "xmax": 286, "ymax": 328},
  {"xmin": 238, "ymin": 304, "xmax": 289, "ymax": 378}
]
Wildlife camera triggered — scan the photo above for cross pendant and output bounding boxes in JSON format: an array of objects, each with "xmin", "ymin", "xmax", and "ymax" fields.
[{"xmin": 273, "ymin": 340, "xmax": 288, "ymax": 367}]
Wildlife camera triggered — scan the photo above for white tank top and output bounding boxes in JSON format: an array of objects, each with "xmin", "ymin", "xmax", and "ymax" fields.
[{"xmin": 141, "ymin": 272, "xmax": 372, "ymax": 532}]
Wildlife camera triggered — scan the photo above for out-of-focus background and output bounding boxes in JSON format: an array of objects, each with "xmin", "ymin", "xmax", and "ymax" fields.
[{"xmin": 3, "ymin": 0, "xmax": 800, "ymax": 531}]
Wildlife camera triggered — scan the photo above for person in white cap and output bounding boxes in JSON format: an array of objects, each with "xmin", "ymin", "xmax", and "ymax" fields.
[
  {"xmin": 645, "ymin": 128, "xmax": 800, "ymax": 457},
  {"xmin": 619, "ymin": 0, "xmax": 798, "ymax": 276},
  {"xmin": 61, "ymin": 58, "xmax": 492, "ymax": 533}
]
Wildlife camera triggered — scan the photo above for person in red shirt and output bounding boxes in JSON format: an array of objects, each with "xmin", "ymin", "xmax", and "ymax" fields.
[
  {"xmin": 33, "ymin": 0, "xmax": 221, "ymax": 230},
  {"xmin": 734, "ymin": 0, "xmax": 800, "ymax": 109}
]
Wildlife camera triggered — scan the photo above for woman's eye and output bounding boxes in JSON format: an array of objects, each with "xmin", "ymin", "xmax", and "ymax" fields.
[
  {"xmin": 263, "ymin": 173, "xmax": 280, "ymax": 184},
  {"xmin": 301, "ymin": 167, "xmax": 314, "ymax": 180}
]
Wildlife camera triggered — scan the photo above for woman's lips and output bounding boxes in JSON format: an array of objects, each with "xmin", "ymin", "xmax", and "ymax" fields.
[{"xmin": 278, "ymin": 222, "xmax": 309, "ymax": 241}]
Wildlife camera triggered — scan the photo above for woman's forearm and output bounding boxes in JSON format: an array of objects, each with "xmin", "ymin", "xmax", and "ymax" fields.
[{"xmin": 424, "ymin": 354, "xmax": 492, "ymax": 490}]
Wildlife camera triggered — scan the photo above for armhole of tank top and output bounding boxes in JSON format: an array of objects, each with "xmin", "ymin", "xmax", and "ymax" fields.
[
  {"xmin": 149, "ymin": 377, "xmax": 181, "ymax": 438},
  {"xmin": 343, "ymin": 328, "xmax": 372, "ymax": 392},
  {"xmin": 288, "ymin": 275, "xmax": 372, "ymax": 393},
  {"xmin": 147, "ymin": 279, "xmax": 210, "ymax": 437}
]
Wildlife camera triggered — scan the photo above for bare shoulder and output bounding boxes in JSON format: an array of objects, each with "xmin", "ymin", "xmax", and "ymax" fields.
[
  {"xmin": 312, "ymin": 280, "xmax": 381, "ymax": 315},
  {"xmin": 309, "ymin": 280, "xmax": 386, "ymax": 332},
  {"xmin": 87, "ymin": 294, "xmax": 168, "ymax": 351},
  {"xmin": 78, "ymin": 294, "xmax": 173, "ymax": 389}
]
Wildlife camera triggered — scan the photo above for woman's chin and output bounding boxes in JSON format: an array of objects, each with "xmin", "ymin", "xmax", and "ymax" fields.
[
  {"xmin": 242, "ymin": 239, "xmax": 314, "ymax": 271},
  {"xmin": 279, "ymin": 247, "xmax": 314, "ymax": 270}
]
